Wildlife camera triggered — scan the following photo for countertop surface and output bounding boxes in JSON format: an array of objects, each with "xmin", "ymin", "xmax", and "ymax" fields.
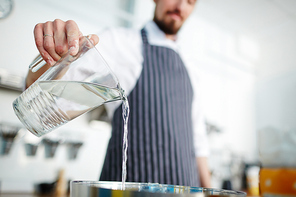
[{"xmin": 0, "ymin": 193, "xmax": 68, "ymax": 197}]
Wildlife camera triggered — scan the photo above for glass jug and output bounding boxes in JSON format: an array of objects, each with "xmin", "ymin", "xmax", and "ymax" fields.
[{"xmin": 13, "ymin": 36, "xmax": 123, "ymax": 137}]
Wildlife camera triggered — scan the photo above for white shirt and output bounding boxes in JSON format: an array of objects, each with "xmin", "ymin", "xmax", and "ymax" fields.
[{"xmin": 96, "ymin": 21, "xmax": 209, "ymax": 158}]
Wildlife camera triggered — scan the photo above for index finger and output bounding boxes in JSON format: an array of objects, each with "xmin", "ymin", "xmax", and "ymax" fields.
[
  {"xmin": 34, "ymin": 23, "xmax": 55, "ymax": 66},
  {"xmin": 65, "ymin": 20, "xmax": 80, "ymax": 56}
]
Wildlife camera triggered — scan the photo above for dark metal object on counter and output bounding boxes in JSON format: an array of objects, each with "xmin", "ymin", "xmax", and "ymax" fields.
[
  {"xmin": 67, "ymin": 142, "xmax": 83, "ymax": 160},
  {"xmin": 0, "ymin": 122, "xmax": 20, "ymax": 155},
  {"xmin": 35, "ymin": 181, "xmax": 57, "ymax": 195},
  {"xmin": 71, "ymin": 181, "xmax": 246, "ymax": 197},
  {"xmin": 222, "ymin": 180, "xmax": 232, "ymax": 190},
  {"xmin": 25, "ymin": 143, "xmax": 39, "ymax": 156},
  {"xmin": 43, "ymin": 138, "xmax": 60, "ymax": 158}
]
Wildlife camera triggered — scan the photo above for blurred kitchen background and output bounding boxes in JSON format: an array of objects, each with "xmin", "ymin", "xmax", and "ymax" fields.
[{"xmin": 0, "ymin": 0, "xmax": 296, "ymax": 194}]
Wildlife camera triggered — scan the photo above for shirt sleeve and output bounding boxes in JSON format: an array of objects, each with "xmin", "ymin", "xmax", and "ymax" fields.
[
  {"xmin": 192, "ymin": 88, "xmax": 210, "ymax": 157},
  {"xmin": 186, "ymin": 63, "xmax": 210, "ymax": 158}
]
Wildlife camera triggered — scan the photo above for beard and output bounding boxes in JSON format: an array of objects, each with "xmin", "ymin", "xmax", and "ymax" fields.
[{"xmin": 153, "ymin": 16, "xmax": 182, "ymax": 35}]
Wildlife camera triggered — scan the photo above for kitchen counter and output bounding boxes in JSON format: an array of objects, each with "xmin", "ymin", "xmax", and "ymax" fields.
[
  {"xmin": 0, "ymin": 193, "xmax": 68, "ymax": 197},
  {"xmin": 0, "ymin": 194, "xmax": 44, "ymax": 197}
]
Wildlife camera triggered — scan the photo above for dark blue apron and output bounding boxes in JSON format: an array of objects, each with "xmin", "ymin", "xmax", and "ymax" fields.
[{"xmin": 100, "ymin": 28, "xmax": 200, "ymax": 187}]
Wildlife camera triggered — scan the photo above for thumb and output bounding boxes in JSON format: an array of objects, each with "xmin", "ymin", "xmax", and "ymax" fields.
[{"xmin": 87, "ymin": 34, "xmax": 99, "ymax": 46}]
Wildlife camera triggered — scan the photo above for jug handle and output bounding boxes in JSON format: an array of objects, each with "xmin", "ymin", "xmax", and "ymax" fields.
[
  {"xmin": 29, "ymin": 35, "xmax": 92, "ymax": 73},
  {"xmin": 28, "ymin": 54, "xmax": 47, "ymax": 73}
]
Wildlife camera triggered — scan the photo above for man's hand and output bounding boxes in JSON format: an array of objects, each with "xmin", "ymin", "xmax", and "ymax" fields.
[
  {"xmin": 196, "ymin": 157, "xmax": 212, "ymax": 188},
  {"xmin": 34, "ymin": 19, "xmax": 99, "ymax": 66},
  {"xmin": 26, "ymin": 19, "xmax": 99, "ymax": 88}
]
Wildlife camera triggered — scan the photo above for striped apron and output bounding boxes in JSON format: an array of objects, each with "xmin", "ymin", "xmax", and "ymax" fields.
[{"xmin": 100, "ymin": 28, "xmax": 200, "ymax": 187}]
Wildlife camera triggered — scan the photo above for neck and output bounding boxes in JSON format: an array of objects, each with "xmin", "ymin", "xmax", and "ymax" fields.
[{"xmin": 165, "ymin": 34, "xmax": 177, "ymax": 41}]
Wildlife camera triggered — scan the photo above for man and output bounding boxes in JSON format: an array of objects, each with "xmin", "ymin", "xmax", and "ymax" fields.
[{"xmin": 26, "ymin": 0, "xmax": 211, "ymax": 187}]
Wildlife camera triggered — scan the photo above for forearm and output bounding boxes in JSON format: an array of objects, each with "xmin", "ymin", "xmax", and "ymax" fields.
[{"xmin": 196, "ymin": 157, "xmax": 211, "ymax": 188}]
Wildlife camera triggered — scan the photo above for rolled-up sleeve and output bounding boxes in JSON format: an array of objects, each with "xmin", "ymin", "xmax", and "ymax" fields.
[{"xmin": 190, "ymin": 72, "xmax": 210, "ymax": 157}]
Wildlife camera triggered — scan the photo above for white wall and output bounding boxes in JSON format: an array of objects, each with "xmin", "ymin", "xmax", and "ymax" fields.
[
  {"xmin": 255, "ymin": 16, "xmax": 296, "ymax": 132},
  {"xmin": 254, "ymin": 9, "xmax": 296, "ymax": 170}
]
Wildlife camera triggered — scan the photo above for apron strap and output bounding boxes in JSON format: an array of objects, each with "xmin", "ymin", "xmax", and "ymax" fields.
[{"xmin": 141, "ymin": 28, "xmax": 149, "ymax": 44}]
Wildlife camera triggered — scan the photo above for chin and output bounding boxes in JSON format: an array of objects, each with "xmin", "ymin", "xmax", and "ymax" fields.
[
  {"xmin": 168, "ymin": 19, "xmax": 183, "ymax": 30},
  {"xmin": 168, "ymin": 23, "xmax": 182, "ymax": 34},
  {"xmin": 154, "ymin": 17, "xmax": 183, "ymax": 35}
]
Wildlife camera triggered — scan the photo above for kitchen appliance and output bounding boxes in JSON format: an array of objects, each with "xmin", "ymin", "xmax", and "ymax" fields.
[{"xmin": 71, "ymin": 181, "xmax": 246, "ymax": 197}]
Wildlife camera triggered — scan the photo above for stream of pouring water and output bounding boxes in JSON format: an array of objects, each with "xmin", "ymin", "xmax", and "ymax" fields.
[{"xmin": 121, "ymin": 94, "xmax": 130, "ymax": 190}]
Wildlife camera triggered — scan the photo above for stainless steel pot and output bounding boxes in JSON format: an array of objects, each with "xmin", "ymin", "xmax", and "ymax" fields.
[{"xmin": 70, "ymin": 181, "xmax": 246, "ymax": 197}]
